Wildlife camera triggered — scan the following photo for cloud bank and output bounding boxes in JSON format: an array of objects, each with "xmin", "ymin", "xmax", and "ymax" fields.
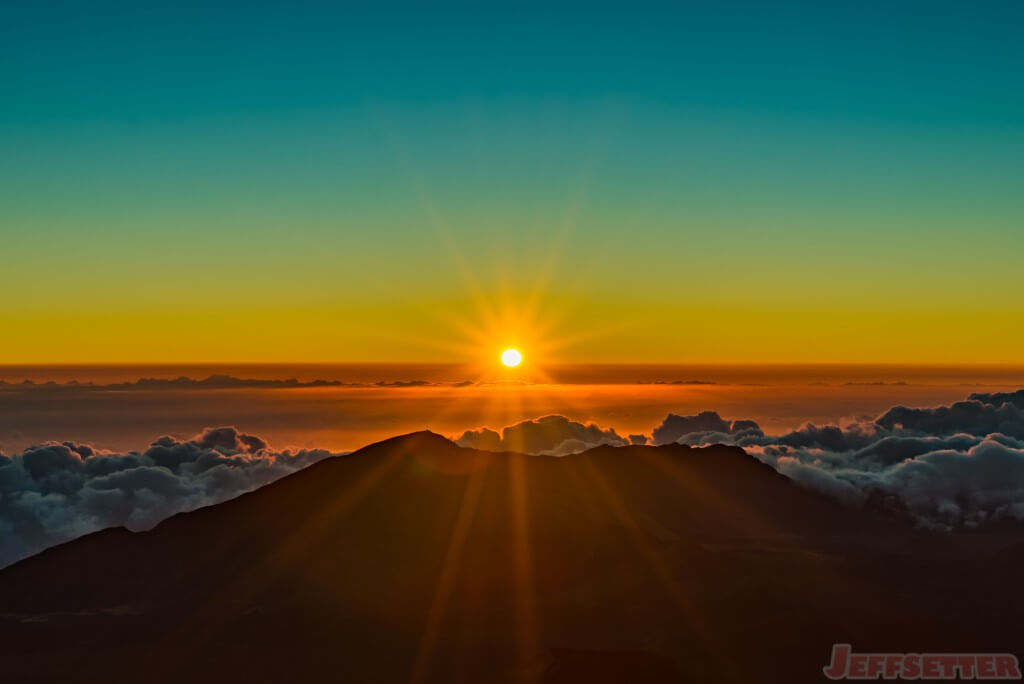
[
  {"xmin": 650, "ymin": 393, "xmax": 1024, "ymax": 530},
  {"xmin": 456, "ymin": 415, "xmax": 629, "ymax": 456},
  {"xmin": 7, "ymin": 389, "xmax": 1024, "ymax": 568},
  {"xmin": 651, "ymin": 411, "xmax": 761, "ymax": 446},
  {"xmin": 459, "ymin": 390, "xmax": 1024, "ymax": 530},
  {"xmin": 0, "ymin": 427, "xmax": 340, "ymax": 568},
  {"xmin": 0, "ymin": 375, "xmax": 476, "ymax": 391}
]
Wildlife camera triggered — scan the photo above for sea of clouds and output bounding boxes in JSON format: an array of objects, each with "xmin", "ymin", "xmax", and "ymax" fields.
[
  {"xmin": 0, "ymin": 427, "xmax": 340, "ymax": 568},
  {"xmin": 4, "ymin": 389, "xmax": 1024, "ymax": 568},
  {"xmin": 459, "ymin": 389, "xmax": 1024, "ymax": 531}
]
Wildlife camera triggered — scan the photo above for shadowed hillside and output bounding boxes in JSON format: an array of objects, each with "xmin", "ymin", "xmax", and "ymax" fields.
[{"xmin": 2, "ymin": 432, "xmax": 1023, "ymax": 683}]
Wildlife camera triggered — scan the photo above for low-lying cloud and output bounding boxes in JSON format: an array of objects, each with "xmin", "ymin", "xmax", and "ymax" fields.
[
  {"xmin": 650, "ymin": 392, "xmax": 1024, "ymax": 530},
  {"xmin": 461, "ymin": 390, "xmax": 1024, "ymax": 530},
  {"xmin": 7, "ymin": 389, "xmax": 1024, "ymax": 568},
  {"xmin": 456, "ymin": 415, "xmax": 629, "ymax": 455},
  {"xmin": 0, "ymin": 427, "xmax": 340, "ymax": 568},
  {"xmin": 0, "ymin": 375, "xmax": 483, "ymax": 393},
  {"xmin": 652, "ymin": 411, "xmax": 761, "ymax": 446}
]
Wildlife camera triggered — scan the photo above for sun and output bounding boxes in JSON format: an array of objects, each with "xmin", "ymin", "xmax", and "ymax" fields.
[{"xmin": 501, "ymin": 348, "xmax": 523, "ymax": 367}]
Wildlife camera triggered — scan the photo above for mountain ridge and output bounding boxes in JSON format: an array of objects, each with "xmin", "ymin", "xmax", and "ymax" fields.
[{"xmin": 3, "ymin": 431, "xmax": 1023, "ymax": 683}]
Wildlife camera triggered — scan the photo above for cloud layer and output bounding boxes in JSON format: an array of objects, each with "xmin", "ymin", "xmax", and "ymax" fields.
[
  {"xmin": 457, "ymin": 415, "xmax": 629, "ymax": 455},
  {"xmin": 0, "ymin": 427, "xmax": 339, "ymax": 568},
  {"xmin": 7, "ymin": 389, "xmax": 1024, "ymax": 568},
  {"xmin": 650, "ymin": 393, "xmax": 1024, "ymax": 529},
  {"xmin": 459, "ymin": 390, "xmax": 1024, "ymax": 530},
  {"xmin": 0, "ymin": 375, "xmax": 477, "ymax": 391}
]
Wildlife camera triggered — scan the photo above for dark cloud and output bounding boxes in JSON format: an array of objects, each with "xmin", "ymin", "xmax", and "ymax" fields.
[
  {"xmin": 0, "ymin": 427, "xmax": 340, "ymax": 568},
  {"xmin": 192, "ymin": 425, "xmax": 268, "ymax": 452},
  {"xmin": 969, "ymin": 389, "xmax": 1024, "ymax": 409},
  {"xmin": 844, "ymin": 381, "xmax": 908, "ymax": 386},
  {"xmin": 875, "ymin": 399, "xmax": 1024, "ymax": 438},
  {"xmin": 0, "ymin": 375, "xmax": 348, "ymax": 391},
  {"xmin": 640, "ymin": 379, "xmax": 718, "ymax": 386},
  {"xmin": 0, "ymin": 375, "xmax": 472, "ymax": 392},
  {"xmin": 771, "ymin": 422, "xmax": 880, "ymax": 452},
  {"xmin": 456, "ymin": 415, "xmax": 628, "ymax": 455},
  {"xmin": 651, "ymin": 411, "xmax": 761, "ymax": 446}
]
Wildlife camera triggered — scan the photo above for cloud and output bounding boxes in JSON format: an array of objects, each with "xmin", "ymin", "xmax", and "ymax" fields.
[
  {"xmin": 456, "ymin": 415, "xmax": 629, "ymax": 455},
  {"xmin": 0, "ymin": 375, "xmax": 347, "ymax": 391},
  {"xmin": 640, "ymin": 379, "xmax": 718, "ymax": 386},
  {"xmin": 875, "ymin": 399, "xmax": 1024, "ymax": 438},
  {"xmin": 9, "ymin": 387, "xmax": 1024, "ymax": 568},
  {"xmin": 968, "ymin": 389, "xmax": 1024, "ymax": 409},
  {"xmin": 650, "ymin": 391, "xmax": 1024, "ymax": 530},
  {"xmin": 767, "ymin": 438, "xmax": 1024, "ymax": 529},
  {"xmin": 0, "ymin": 375, "xmax": 474, "ymax": 392},
  {"xmin": 651, "ymin": 411, "xmax": 762, "ymax": 446},
  {"xmin": 0, "ymin": 427, "xmax": 340, "ymax": 568}
]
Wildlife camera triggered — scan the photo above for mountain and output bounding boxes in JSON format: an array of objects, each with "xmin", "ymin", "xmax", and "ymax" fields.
[{"xmin": 2, "ymin": 432, "xmax": 1023, "ymax": 683}]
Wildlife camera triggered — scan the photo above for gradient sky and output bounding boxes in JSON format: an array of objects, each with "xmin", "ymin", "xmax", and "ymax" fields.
[{"xmin": 2, "ymin": 1, "xmax": 1023, "ymax": 363}]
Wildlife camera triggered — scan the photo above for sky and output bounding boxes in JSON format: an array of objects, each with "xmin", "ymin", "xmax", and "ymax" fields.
[{"xmin": 2, "ymin": 1, "xmax": 1023, "ymax": 363}]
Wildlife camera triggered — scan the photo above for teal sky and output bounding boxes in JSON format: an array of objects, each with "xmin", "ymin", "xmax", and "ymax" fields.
[{"xmin": 2, "ymin": 1, "xmax": 1023, "ymax": 362}]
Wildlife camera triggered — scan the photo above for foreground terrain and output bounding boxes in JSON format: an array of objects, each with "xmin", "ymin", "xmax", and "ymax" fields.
[{"xmin": 2, "ymin": 432, "xmax": 1022, "ymax": 682}]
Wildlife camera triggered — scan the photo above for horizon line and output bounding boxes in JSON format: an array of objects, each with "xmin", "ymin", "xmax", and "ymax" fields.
[{"xmin": 2, "ymin": 361, "xmax": 1024, "ymax": 369}]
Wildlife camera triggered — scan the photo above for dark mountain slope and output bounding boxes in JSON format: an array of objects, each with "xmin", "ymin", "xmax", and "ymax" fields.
[{"xmin": 2, "ymin": 432, "xmax": 1022, "ymax": 683}]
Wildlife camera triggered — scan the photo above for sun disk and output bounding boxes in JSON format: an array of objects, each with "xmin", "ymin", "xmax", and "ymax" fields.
[{"xmin": 501, "ymin": 348, "xmax": 523, "ymax": 367}]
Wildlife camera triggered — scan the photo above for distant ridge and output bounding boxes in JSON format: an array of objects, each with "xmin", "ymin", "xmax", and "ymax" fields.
[{"xmin": 0, "ymin": 375, "xmax": 473, "ymax": 390}]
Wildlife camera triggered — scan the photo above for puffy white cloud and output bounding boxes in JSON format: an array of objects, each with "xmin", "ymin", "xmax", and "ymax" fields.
[
  {"xmin": 0, "ymin": 427, "xmax": 340, "ymax": 568},
  {"xmin": 652, "ymin": 391, "xmax": 1024, "ymax": 530},
  {"xmin": 765, "ymin": 438, "xmax": 1024, "ymax": 530}
]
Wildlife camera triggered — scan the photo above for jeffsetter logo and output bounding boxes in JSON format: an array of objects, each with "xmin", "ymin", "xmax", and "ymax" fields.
[{"xmin": 824, "ymin": 644, "xmax": 1022, "ymax": 680}]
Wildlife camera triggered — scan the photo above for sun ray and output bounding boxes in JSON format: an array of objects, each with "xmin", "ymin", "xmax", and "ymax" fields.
[
  {"xmin": 508, "ymin": 439, "xmax": 542, "ymax": 678},
  {"xmin": 409, "ymin": 452, "xmax": 489, "ymax": 684},
  {"xmin": 574, "ymin": 455, "xmax": 742, "ymax": 681},
  {"xmin": 153, "ymin": 446, "xmax": 408, "ymax": 660}
]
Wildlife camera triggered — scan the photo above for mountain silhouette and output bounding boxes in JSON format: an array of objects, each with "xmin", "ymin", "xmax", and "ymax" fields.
[{"xmin": 2, "ymin": 431, "xmax": 1023, "ymax": 683}]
